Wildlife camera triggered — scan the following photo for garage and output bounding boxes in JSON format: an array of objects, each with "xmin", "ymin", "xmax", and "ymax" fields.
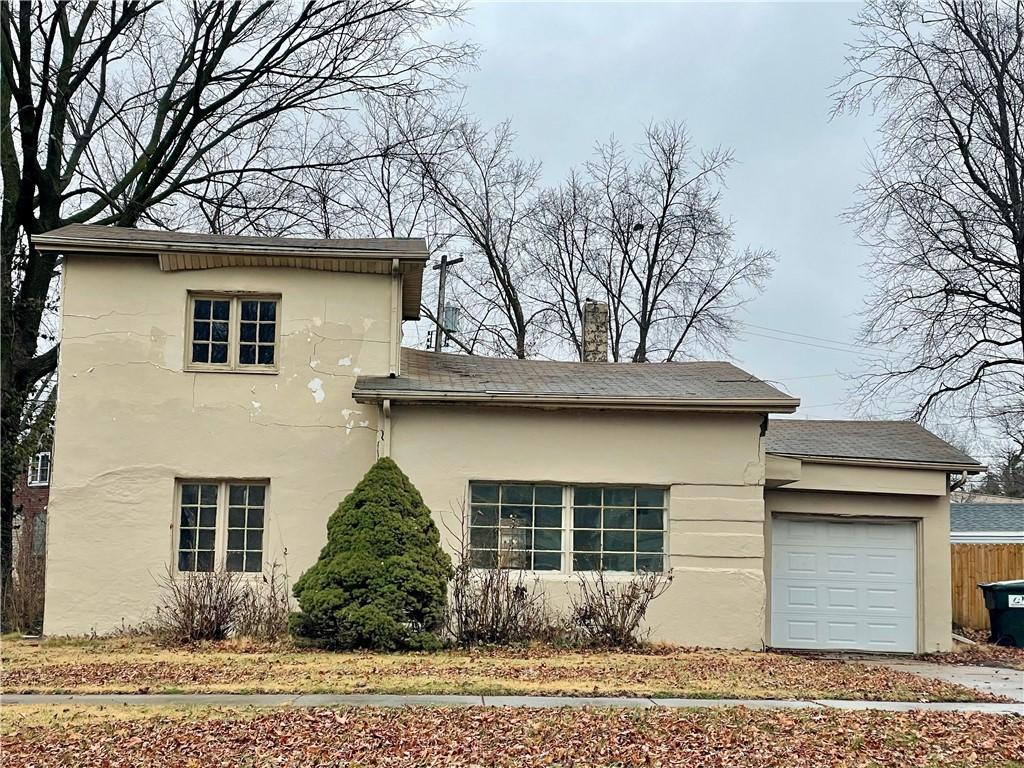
[{"xmin": 770, "ymin": 515, "xmax": 918, "ymax": 653}]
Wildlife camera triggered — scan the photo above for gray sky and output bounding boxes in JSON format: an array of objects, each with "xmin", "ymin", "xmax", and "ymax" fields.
[{"xmin": 431, "ymin": 1, "xmax": 883, "ymax": 419}]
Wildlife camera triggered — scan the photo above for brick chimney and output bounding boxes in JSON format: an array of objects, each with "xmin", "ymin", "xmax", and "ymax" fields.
[{"xmin": 582, "ymin": 299, "xmax": 609, "ymax": 362}]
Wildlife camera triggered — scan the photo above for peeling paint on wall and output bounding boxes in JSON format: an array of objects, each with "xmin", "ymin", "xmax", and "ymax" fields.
[
  {"xmin": 337, "ymin": 356, "xmax": 352, "ymax": 366},
  {"xmin": 307, "ymin": 377, "xmax": 325, "ymax": 404}
]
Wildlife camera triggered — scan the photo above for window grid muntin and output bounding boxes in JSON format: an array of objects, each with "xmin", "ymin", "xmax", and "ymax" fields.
[
  {"xmin": 178, "ymin": 482, "xmax": 219, "ymax": 572},
  {"xmin": 239, "ymin": 300, "xmax": 277, "ymax": 366},
  {"xmin": 28, "ymin": 451, "xmax": 51, "ymax": 486},
  {"xmin": 175, "ymin": 480, "xmax": 268, "ymax": 574},
  {"xmin": 226, "ymin": 483, "xmax": 266, "ymax": 573},
  {"xmin": 469, "ymin": 483, "xmax": 564, "ymax": 571},
  {"xmin": 187, "ymin": 294, "xmax": 280, "ymax": 371},
  {"xmin": 467, "ymin": 483, "xmax": 667, "ymax": 574},
  {"xmin": 572, "ymin": 486, "xmax": 666, "ymax": 573}
]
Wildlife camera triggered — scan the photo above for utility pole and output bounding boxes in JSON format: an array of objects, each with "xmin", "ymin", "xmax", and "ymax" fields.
[{"xmin": 432, "ymin": 254, "xmax": 463, "ymax": 352}]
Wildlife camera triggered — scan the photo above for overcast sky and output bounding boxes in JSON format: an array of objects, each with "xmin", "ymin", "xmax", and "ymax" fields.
[{"xmin": 415, "ymin": 1, "xmax": 885, "ymax": 420}]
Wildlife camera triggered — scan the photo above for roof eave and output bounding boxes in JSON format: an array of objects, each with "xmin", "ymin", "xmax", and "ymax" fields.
[
  {"xmin": 353, "ymin": 389, "xmax": 800, "ymax": 413},
  {"xmin": 31, "ymin": 233, "xmax": 429, "ymax": 262},
  {"xmin": 767, "ymin": 452, "xmax": 987, "ymax": 473}
]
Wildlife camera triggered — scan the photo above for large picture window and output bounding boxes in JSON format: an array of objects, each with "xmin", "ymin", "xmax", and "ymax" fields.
[
  {"xmin": 467, "ymin": 482, "xmax": 666, "ymax": 573},
  {"xmin": 187, "ymin": 294, "xmax": 279, "ymax": 371},
  {"xmin": 176, "ymin": 480, "xmax": 267, "ymax": 573}
]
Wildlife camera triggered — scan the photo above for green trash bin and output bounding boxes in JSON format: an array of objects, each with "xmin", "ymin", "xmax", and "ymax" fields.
[{"xmin": 979, "ymin": 580, "xmax": 1024, "ymax": 647}]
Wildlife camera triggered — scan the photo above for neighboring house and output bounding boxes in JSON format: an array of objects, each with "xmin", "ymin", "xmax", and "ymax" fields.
[
  {"xmin": 13, "ymin": 444, "xmax": 51, "ymax": 558},
  {"xmin": 34, "ymin": 224, "xmax": 985, "ymax": 653},
  {"xmin": 950, "ymin": 502, "xmax": 1024, "ymax": 544}
]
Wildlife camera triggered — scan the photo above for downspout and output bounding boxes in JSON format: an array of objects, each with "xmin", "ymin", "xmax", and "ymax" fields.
[
  {"xmin": 389, "ymin": 258, "xmax": 401, "ymax": 377},
  {"xmin": 949, "ymin": 470, "xmax": 968, "ymax": 492},
  {"xmin": 380, "ymin": 399, "xmax": 392, "ymax": 458}
]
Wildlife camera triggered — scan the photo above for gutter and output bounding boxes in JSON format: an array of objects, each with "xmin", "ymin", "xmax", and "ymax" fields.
[
  {"xmin": 352, "ymin": 389, "xmax": 800, "ymax": 414},
  {"xmin": 768, "ymin": 452, "xmax": 986, "ymax": 474}
]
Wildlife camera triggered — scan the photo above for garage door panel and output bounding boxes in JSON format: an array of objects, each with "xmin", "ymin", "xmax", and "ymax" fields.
[
  {"xmin": 773, "ymin": 579, "xmax": 916, "ymax": 615},
  {"xmin": 771, "ymin": 516, "xmax": 917, "ymax": 653}
]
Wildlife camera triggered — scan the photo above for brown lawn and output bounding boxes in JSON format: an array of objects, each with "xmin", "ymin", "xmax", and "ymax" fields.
[
  {"xmin": 0, "ymin": 637, "xmax": 1002, "ymax": 702},
  {"xmin": 1, "ymin": 704, "xmax": 1022, "ymax": 767}
]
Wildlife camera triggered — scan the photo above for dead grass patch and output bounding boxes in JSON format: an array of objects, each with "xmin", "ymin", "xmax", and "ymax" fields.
[{"xmin": 0, "ymin": 636, "xmax": 1000, "ymax": 702}]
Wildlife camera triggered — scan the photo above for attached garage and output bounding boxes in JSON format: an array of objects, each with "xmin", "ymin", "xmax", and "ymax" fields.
[{"xmin": 770, "ymin": 515, "xmax": 918, "ymax": 653}]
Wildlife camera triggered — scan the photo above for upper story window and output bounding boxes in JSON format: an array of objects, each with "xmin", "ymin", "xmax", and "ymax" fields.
[
  {"xmin": 187, "ymin": 294, "xmax": 279, "ymax": 372},
  {"xmin": 28, "ymin": 451, "xmax": 51, "ymax": 486},
  {"xmin": 467, "ymin": 482, "xmax": 667, "ymax": 574}
]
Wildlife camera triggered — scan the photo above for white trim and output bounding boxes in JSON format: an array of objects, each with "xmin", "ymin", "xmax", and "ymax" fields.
[
  {"xmin": 27, "ymin": 451, "xmax": 51, "ymax": 487},
  {"xmin": 951, "ymin": 532, "xmax": 1024, "ymax": 544},
  {"xmin": 184, "ymin": 292, "xmax": 281, "ymax": 374}
]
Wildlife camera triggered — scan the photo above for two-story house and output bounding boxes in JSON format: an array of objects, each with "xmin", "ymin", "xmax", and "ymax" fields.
[{"xmin": 35, "ymin": 224, "xmax": 983, "ymax": 653}]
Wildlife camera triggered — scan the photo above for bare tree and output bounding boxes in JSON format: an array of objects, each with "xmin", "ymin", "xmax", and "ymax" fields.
[
  {"xmin": 527, "ymin": 172, "xmax": 601, "ymax": 359},
  {"xmin": 417, "ymin": 119, "xmax": 544, "ymax": 358},
  {"xmin": 532, "ymin": 123, "xmax": 774, "ymax": 362},
  {"xmin": 836, "ymin": 0, "xmax": 1024, "ymax": 424},
  {"xmin": 0, "ymin": 0, "xmax": 470, "ymax": 626}
]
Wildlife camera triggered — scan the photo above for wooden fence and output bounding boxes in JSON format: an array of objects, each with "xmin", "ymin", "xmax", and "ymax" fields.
[{"xmin": 951, "ymin": 543, "xmax": 1024, "ymax": 630}]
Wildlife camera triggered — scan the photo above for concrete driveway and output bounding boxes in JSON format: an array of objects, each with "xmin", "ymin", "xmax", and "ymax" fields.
[{"xmin": 858, "ymin": 658, "xmax": 1024, "ymax": 703}]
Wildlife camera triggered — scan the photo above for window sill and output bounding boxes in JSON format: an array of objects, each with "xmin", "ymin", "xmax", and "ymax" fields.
[
  {"xmin": 26, "ymin": 482, "xmax": 49, "ymax": 488},
  {"xmin": 184, "ymin": 366, "xmax": 279, "ymax": 375},
  {"xmin": 468, "ymin": 568, "xmax": 668, "ymax": 583}
]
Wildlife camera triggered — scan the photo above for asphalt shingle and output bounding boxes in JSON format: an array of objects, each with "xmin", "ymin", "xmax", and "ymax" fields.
[
  {"xmin": 766, "ymin": 419, "xmax": 983, "ymax": 468},
  {"xmin": 950, "ymin": 503, "xmax": 1024, "ymax": 533},
  {"xmin": 353, "ymin": 348, "xmax": 799, "ymax": 409}
]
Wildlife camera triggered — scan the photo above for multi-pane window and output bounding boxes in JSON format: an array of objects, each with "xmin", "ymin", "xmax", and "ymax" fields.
[
  {"xmin": 226, "ymin": 484, "xmax": 266, "ymax": 573},
  {"xmin": 188, "ymin": 294, "xmax": 279, "ymax": 370},
  {"xmin": 572, "ymin": 486, "xmax": 665, "ymax": 573},
  {"xmin": 469, "ymin": 483, "xmax": 563, "ymax": 571},
  {"xmin": 467, "ymin": 483, "xmax": 666, "ymax": 573},
  {"xmin": 178, "ymin": 483, "xmax": 219, "ymax": 572},
  {"xmin": 176, "ymin": 480, "xmax": 267, "ymax": 573},
  {"xmin": 28, "ymin": 451, "xmax": 51, "ymax": 486},
  {"xmin": 239, "ymin": 300, "xmax": 277, "ymax": 365}
]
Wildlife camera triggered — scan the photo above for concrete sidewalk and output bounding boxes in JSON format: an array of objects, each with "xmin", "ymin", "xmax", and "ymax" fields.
[{"xmin": 2, "ymin": 693, "xmax": 1021, "ymax": 714}]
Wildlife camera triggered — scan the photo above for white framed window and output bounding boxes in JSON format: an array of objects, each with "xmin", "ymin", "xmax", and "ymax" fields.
[
  {"xmin": 467, "ymin": 482, "xmax": 667, "ymax": 574},
  {"xmin": 175, "ymin": 480, "xmax": 267, "ymax": 573},
  {"xmin": 28, "ymin": 451, "xmax": 51, "ymax": 486},
  {"xmin": 186, "ymin": 294, "xmax": 280, "ymax": 372}
]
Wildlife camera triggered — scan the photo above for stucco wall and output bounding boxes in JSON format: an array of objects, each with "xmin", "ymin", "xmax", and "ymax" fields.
[
  {"xmin": 765, "ymin": 466, "xmax": 953, "ymax": 653},
  {"xmin": 44, "ymin": 256, "xmax": 390, "ymax": 634},
  {"xmin": 389, "ymin": 405, "xmax": 769, "ymax": 649}
]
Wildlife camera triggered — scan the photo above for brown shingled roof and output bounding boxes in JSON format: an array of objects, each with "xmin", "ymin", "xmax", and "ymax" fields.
[
  {"xmin": 766, "ymin": 418, "xmax": 984, "ymax": 469},
  {"xmin": 353, "ymin": 348, "xmax": 800, "ymax": 412}
]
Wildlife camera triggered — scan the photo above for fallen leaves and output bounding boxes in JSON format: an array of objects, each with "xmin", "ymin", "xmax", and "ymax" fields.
[
  {"xmin": 0, "ymin": 639, "xmax": 1001, "ymax": 702},
  {"xmin": 1, "ymin": 705, "xmax": 1021, "ymax": 767}
]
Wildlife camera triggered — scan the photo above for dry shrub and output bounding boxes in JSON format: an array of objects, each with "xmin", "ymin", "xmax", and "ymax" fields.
[
  {"xmin": 569, "ymin": 569, "xmax": 672, "ymax": 649},
  {"xmin": 443, "ymin": 508, "xmax": 562, "ymax": 647},
  {"xmin": 234, "ymin": 563, "xmax": 291, "ymax": 642},
  {"xmin": 3, "ymin": 522, "xmax": 46, "ymax": 634},
  {"xmin": 148, "ymin": 563, "xmax": 291, "ymax": 645}
]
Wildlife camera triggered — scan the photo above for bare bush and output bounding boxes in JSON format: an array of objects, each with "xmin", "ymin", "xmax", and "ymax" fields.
[
  {"xmin": 3, "ymin": 521, "xmax": 46, "ymax": 635},
  {"xmin": 233, "ymin": 563, "xmax": 292, "ymax": 643},
  {"xmin": 148, "ymin": 563, "xmax": 291, "ymax": 645},
  {"xmin": 569, "ymin": 569, "xmax": 672, "ymax": 649},
  {"xmin": 443, "ymin": 507, "xmax": 562, "ymax": 647}
]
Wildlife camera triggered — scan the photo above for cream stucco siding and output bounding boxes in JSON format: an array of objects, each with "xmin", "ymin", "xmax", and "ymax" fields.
[
  {"xmin": 765, "ymin": 462, "xmax": 953, "ymax": 653},
  {"xmin": 389, "ymin": 406, "xmax": 769, "ymax": 649},
  {"xmin": 44, "ymin": 256, "xmax": 390, "ymax": 634},
  {"xmin": 42, "ymin": 252, "xmax": 959, "ymax": 652}
]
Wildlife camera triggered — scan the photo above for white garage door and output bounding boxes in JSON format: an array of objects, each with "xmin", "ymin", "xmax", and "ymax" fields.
[{"xmin": 771, "ymin": 515, "xmax": 918, "ymax": 653}]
